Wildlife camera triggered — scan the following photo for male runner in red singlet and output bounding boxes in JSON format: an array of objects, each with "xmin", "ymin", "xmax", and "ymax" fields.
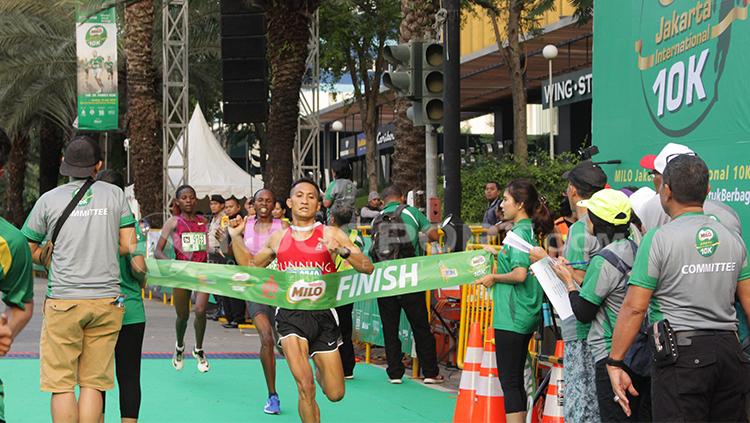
[{"xmin": 230, "ymin": 178, "xmax": 373, "ymax": 423}]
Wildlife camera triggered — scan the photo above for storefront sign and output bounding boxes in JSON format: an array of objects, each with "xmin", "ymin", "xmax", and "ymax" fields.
[{"xmin": 542, "ymin": 68, "xmax": 592, "ymax": 109}]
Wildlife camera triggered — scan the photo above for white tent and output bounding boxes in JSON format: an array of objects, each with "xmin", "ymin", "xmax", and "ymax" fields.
[{"xmin": 168, "ymin": 104, "xmax": 263, "ymax": 199}]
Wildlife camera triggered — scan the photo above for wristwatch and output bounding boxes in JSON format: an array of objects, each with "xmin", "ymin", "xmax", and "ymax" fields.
[
  {"xmin": 605, "ymin": 357, "xmax": 627, "ymax": 370},
  {"xmin": 338, "ymin": 247, "xmax": 351, "ymax": 259}
]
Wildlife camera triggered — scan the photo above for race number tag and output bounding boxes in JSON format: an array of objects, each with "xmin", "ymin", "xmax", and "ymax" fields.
[{"xmin": 181, "ymin": 232, "xmax": 207, "ymax": 253}]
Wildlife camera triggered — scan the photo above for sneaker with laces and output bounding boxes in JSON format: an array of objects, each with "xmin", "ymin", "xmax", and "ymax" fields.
[
  {"xmin": 423, "ymin": 375, "xmax": 445, "ymax": 384},
  {"xmin": 193, "ymin": 348, "xmax": 210, "ymax": 373},
  {"xmin": 172, "ymin": 344, "xmax": 184, "ymax": 371},
  {"xmin": 264, "ymin": 393, "xmax": 281, "ymax": 415}
]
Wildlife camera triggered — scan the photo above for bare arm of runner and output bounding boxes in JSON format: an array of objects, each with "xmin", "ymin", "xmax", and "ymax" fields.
[
  {"xmin": 228, "ymin": 216, "xmax": 252, "ymax": 265},
  {"xmin": 154, "ymin": 217, "xmax": 177, "ymax": 260},
  {"xmin": 7, "ymin": 302, "xmax": 33, "ymax": 339},
  {"xmin": 253, "ymin": 230, "xmax": 281, "ymax": 268},
  {"xmin": 321, "ymin": 226, "xmax": 374, "ymax": 274}
]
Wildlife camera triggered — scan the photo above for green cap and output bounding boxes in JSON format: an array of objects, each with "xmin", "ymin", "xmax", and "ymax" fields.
[{"xmin": 577, "ymin": 189, "xmax": 632, "ymax": 225}]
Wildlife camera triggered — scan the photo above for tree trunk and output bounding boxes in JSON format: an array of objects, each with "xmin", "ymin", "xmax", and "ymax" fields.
[
  {"xmin": 362, "ymin": 95, "xmax": 379, "ymax": 193},
  {"xmin": 506, "ymin": 0, "xmax": 528, "ymax": 164},
  {"xmin": 125, "ymin": 0, "xmax": 162, "ymax": 226},
  {"xmin": 264, "ymin": 2, "xmax": 320, "ymax": 199},
  {"xmin": 6, "ymin": 133, "xmax": 29, "ymax": 227},
  {"xmin": 391, "ymin": 0, "xmax": 437, "ymax": 194},
  {"xmin": 39, "ymin": 118, "xmax": 64, "ymax": 195}
]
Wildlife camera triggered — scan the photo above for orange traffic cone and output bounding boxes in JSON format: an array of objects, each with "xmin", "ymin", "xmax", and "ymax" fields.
[
  {"xmin": 453, "ymin": 322, "xmax": 484, "ymax": 422},
  {"xmin": 542, "ymin": 341, "xmax": 565, "ymax": 423},
  {"xmin": 472, "ymin": 327, "xmax": 506, "ymax": 422}
]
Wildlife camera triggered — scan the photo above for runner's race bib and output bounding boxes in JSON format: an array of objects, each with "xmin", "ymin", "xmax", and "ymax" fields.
[{"xmin": 181, "ymin": 232, "xmax": 207, "ymax": 253}]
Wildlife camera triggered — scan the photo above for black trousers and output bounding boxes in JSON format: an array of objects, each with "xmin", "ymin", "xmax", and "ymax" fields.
[
  {"xmin": 209, "ymin": 253, "xmax": 245, "ymax": 322},
  {"xmin": 336, "ymin": 303, "xmax": 355, "ymax": 376},
  {"xmin": 377, "ymin": 292, "xmax": 438, "ymax": 379},
  {"xmin": 103, "ymin": 322, "xmax": 145, "ymax": 419},
  {"xmin": 494, "ymin": 329, "xmax": 531, "ymax": 413},
  {"xmin": 594, "ymin": 358, "xmax": 651, "ymax": 422},
  {"xmin": 652, "ymin": 332, "xmax": 750, "ymax": 422}
]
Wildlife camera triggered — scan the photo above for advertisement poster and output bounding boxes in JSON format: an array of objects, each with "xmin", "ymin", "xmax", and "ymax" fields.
[
  {"xmin": 76, "ymin": 7, "xmax": 118, "ymax": 130},
  {"xmin": 593, "ymin": 0, "xmax": 750, "ymax": 237}
]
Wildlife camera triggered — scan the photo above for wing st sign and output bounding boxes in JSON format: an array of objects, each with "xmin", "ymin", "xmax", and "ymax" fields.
[{"xmin": 635, "ymin": 0, "xmax": 747, "ymax": 137}]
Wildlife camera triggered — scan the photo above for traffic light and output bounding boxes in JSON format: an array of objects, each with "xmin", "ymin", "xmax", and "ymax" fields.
[
  {"xmin": 383, "ymin": 42, "xmax": 421, "ymax": 99},
  {"xmin": 420, "ymin": 41, "xmax": 444, "ymax": 126},
  {"xmin": 384, "ymin": 40, "xmax": 444, "ymax": 127}
]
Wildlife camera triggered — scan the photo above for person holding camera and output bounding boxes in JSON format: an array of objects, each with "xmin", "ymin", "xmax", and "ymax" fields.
[{"xmin": 607, "ymin": 155, "xmax": 750, "ymax": 421}]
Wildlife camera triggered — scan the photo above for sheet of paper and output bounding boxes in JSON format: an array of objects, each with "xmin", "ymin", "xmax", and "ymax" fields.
[
  {"xmin": 530, "ymin": 257, "xmax": 574, "ymax": 320},
  {"xmin": 502, "ymin": 230, "xmax": 533, "ymax": 253}
]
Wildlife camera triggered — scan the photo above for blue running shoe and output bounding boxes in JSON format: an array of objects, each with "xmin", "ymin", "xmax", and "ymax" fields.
[{"xmin": 264, "ymin": 393, "xmax": 281, "ymax": 415}]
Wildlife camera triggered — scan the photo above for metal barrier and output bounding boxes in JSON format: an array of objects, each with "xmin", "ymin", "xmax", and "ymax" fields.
[{"xmin": 456, "ymin": 243, "xmax": 496, "ymax": 369}]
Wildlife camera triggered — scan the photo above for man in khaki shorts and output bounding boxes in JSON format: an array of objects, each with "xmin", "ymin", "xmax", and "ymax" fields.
[{"xmin": 22, "ymin": 136, "xmax": 137, "ymax": 423}]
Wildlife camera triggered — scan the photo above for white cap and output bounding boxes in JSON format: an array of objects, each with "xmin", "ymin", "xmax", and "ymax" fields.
[
  {"xmin": 654, "ymin": 143, "xmax": 694, "ymax": 174},
  {"xmin": 629, "ymin": 186, "xmax": 657, "ymax": 219}
]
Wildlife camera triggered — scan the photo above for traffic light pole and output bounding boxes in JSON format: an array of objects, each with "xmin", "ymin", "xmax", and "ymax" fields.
[
  {"xmin": 443, "ymin": 0, "xmax": 463, "ymax": 251},
  {"xmin": 425, "ymin": 125, "xmax": 438, "ymax": 206}
]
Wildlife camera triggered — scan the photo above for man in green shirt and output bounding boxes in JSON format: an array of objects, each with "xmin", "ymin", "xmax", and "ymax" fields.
[
  {"xmin": 0, "ymin": 128, "xmax": 35, "ymax": 423},
  {"xmin": 608, "ymin": 155, "xmax": 750, "ymax": 421},
  {"xmin": 372, "ymin": 185, "xmax": 443, "ymax": 384}
]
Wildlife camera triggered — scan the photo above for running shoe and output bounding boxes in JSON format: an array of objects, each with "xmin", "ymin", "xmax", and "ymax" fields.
[
  {"xmin": 264, "ymin": 393, "xmax": 281, "ymax": 415},
  {"xmin": 344, "ymin": 374, "xmax": 354, "ymax": 380},
  {"xmin": 388, "ymin": 378, "xmax": 403, "ymax": 384},
  {"xmin": 172, "ymin": 343, "xmax": 184, "ymax": 371},
  {"xmin": 193, "ymin": 348, "xmax": 210, "ymax": 373},
  {"xmin": 424, "ymin": 375, "xmax": 445, "ymax": 384}
]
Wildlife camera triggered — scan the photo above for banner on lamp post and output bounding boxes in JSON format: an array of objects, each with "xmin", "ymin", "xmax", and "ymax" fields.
[{"xmin": 76, "ymin": 7, "xmax": 118, "ymax": 130}]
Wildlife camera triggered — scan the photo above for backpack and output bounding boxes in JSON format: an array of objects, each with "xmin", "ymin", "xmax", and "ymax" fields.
[
  {"xmin": 369, "ymin": 205, "xmax": 416, "ymax": 263},
  {"xmin": 595, "ymin": 239, "xmax": 653, "ymax": 378},
  {"xmin": 334, "ymin": 179, "xmax": 357, "ymax": 209}
]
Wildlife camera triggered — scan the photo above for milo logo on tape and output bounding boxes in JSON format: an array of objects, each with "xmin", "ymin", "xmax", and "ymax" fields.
[
  {"xmin": 287, "ymin": 279, "xmax": 326, "ymax": 303},
  {"xmin": 695, "ymin": 226, "xmax": 719, "ymax": 257}
]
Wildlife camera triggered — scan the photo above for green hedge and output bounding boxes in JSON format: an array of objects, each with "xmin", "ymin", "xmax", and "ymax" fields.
[{"xmin": 457, "ymin": 152, "xmax": 579, "ymax": 224}]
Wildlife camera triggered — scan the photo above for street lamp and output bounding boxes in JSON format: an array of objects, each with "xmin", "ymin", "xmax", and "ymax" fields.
[
  {"xmin": 331, "ymin": 120, "xmax": 344, "ymax": 160},
  {"xmin": 123, "ymin": 138, "xmax": 131, "ymax": 185},
  {"xmin": 543, "ymin": 44, "xmax": 558, "ymax": 160}
]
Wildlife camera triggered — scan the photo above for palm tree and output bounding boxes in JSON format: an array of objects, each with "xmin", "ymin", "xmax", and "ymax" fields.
[
  {"xmin": 0, "ymin": 1, "xmax": 77, "ymax": 225},
  {"xmin": 390, "ymin": 0, "xmax": 439, "ymax": 194},
  {"xmin": 251, "ymin": 0, "xmax": 322, "ymax": 198},
  {"xmin": 124, "ymin": 0, "xmax": 162, "ymax": 225}
]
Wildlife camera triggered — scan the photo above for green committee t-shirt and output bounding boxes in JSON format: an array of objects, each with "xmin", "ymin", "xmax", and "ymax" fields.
[
  {"xmin": 629, "ymin": 212, "xmax": 750, "ymax": 332},
  {"xmin": 561, "ymin": 214, "xmax": 600, "ymax": 341},
  {"xmin": 578, "ymin": 239, "xmax": 636, "ymax": 362},
  {"xmin": 492, "ymin": 219, "xmax": 542, "ymax": 334},
  {"xmin": 0, "ymin": 217, "xmax": 34, "ymax": 309},
  {"xmin": 22, "ymin": 179, "xmax": 136, "ymax": 299}
]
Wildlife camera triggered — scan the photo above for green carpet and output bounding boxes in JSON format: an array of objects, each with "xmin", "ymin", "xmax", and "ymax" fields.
[{"xmin": 0, "ymin": 359, "xmax": 455, "ymax": 422}]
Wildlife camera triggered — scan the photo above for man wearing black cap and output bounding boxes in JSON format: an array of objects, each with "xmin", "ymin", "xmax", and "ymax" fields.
[
  {"xmin": 21, "ymin": 135, "xmax": 137, "ymax": 423},
  {"xmin": 559, "ymin": 160, "xmax": 608, "ymax": 422}
]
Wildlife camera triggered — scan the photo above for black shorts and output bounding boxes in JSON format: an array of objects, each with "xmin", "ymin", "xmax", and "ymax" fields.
[{"xmin": 275, "ymin": 308, "xmax": 342, "ymax": 356}]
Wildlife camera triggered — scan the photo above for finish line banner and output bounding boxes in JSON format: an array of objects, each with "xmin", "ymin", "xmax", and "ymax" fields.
[
  {"xmin": 145, "ymin": 251, "xmax": 492, "ymax": 310},
  {"xmin": 594, "ymin": 0, "xmax": 750, "ymax": 240}
]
